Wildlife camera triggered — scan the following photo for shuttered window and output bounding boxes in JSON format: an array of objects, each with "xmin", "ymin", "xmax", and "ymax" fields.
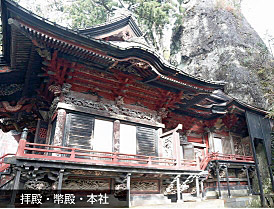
[
  {"xmin": 65, "ymin": 113, "xmax": 95, "ymax": 149},
  {"xmin": 213, "ymin": 136, "xmax": 223, "ymax": 153},
  {"xmin": 222, "ymin": 137, "xmax": 232, "ymax": 154},
  {"xmin": 183, "ymin": 143, "xmax": 194, "ymax": 160},
  {"xmin": 136, "ymin": 126, "xmax": 157, "ymax": 156},
  {"xmin": 120, "ymin": 124, "xmax": 137, "ymax": 154},
  {"xmin": 212, "ymin": 133, "xmax": 232, "ymax": 154},
  {"xmin": 64, "ymin": 112, "xmax": 158, "ymax": 156},
  {"xmin": 93, "ymin": 119, "xmax": 113, "ymax": 152}
]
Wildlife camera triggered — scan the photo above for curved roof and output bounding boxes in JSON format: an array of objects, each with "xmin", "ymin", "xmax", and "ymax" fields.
[
  {"xmin": 1, "ymin": 0, "xmax": 225, "ymax": 92},
  {"xmin": 78, "ymin": 15, "xmax": 143, "ymax": 38}
]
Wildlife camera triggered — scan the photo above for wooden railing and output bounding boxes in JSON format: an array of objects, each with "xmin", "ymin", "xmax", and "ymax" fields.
[
  {"xmin": 0, "ymin": 153, "xmax": 15, "ymax": 172},
  {"xmin": 200, "ymin": 152, "xmax": 254, "ymax": 170},
  {"xmin": 12, "ymin": 140, "xmax": 199, "ymax": 170}
]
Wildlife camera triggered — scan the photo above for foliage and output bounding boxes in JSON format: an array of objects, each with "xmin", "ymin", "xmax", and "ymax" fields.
[
  {"xmin": 64, "ymin": 0, "xmax": 118, "ymax": 28},
  {"xmin": 13, "ymin": 0, "xmax": 179, "ymax": 52}
]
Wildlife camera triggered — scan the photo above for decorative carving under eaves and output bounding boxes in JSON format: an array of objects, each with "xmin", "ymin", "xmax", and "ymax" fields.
[
  {"xmin": 63, "ymin": 95, "xmax": 159, "ymax": 122},
  {"xmin": 115, "ymin": 96, "xmax": 124, "ymax": 107},
  {"xmin": 62, "ymin": 179, "xmax": 110, "ymax": 190},
  {"xmin": 114, "ymin": 183, "xmax": 127, "ymax": 197},
  {"xmin": 238, "ymin": 168, "xmax": 247, "ymax": 178},
  {"xmin": 218, "ymin": 169, "xmax": 226, "ymax": 178},
  {"xmin": 62, "ymin": 83, "xmax": 72, "ymax": 96},
  {"xmin": 164, "ymin": 175, "xmax": 194, "ymax": 195},
  {"xmin": 48, "ymin": 83, "xmax": 71, "ymax": 119},
  {"xmin": 0, "ymin": 84, "xmax": 24, "ymax": 96},
  {"xmin": 179, "ymin": 133, "xmax": 188, "ymax": 144},
  {"xmin": 162, "ymin": 135, "xmax": 173, "ymax": 158},
  {"xmin": 242, "ymin": 137, "xmax": 252, "ymax": 156},
  {"xmin": 24, "ymin": 180, "xmax": 51, "ymax": 190},
  {"xmin": 131, "ymin": 180, "xmax": 158, "ymax": 192},
  {"xmin": 48, "ymin": 84, "xmax": 62, "ymax": 96},
  {"xmin": 233, "ymin": 136, "xmax": 244, "ymax": 156},
  {"xmin": 164, "ymin": 175, "xmax": 180, "ymax": 195},
  {"xmin": 111, "ymin": 63, "xmax": 140, "ymax": 76},
  {"xmin": 157, "ymin": 107, "xmax": 168, "ymax": 119},
  {"xmin": 49, "ymin": 96, "xmax": 59, "ymax": 119},
  {"xmin": 70, "ymin": 170, "xmax": 116, "ymax": 176}
]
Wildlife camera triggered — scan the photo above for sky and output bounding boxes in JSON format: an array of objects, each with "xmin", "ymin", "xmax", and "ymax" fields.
[{"xmin": 241, "ymin": 0, "xmax": 274, "ymax": 54}]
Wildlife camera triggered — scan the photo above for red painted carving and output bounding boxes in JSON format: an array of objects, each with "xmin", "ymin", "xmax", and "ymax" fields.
[
  {"xmin": 204, "ymin": 118, "xmax": 218, "ymax": 129},
  {"xmin": 0, "ymin": 99, "xmax": 34, "ymax": 113},
  {"xmin": 222, "ymin": 114, "xmax": 238, "ymax": 129},
  {"xmin": 164, "ymin": 112, "xmax": 196, "ymax": 132}
]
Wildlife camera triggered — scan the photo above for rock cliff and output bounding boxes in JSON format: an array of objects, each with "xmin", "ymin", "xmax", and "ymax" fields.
[{"xmin": 170, "ymin": 0, "xmax": 273, "ymax": 109}]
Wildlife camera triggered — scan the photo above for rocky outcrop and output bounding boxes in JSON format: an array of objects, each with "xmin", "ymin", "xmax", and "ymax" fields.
[{"xmin": 170, "ymin": 0, "xmax": 274, "ymax": 109}]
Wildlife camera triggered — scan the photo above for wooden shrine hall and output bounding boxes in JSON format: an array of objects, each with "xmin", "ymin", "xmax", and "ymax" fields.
[{"xmin": 0, "ymin": 0, "xmax": 273, "ymax": 207}]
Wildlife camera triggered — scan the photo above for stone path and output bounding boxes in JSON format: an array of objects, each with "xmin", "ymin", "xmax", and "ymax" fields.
[{"xmin": 132, "ymin": 199, "xmax": 225, "ymax": 208}]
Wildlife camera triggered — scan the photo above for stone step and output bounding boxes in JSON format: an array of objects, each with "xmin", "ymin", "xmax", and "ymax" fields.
[{"xmin": 131, "ymin": 194, "xmax": 171, "ymax": 206}]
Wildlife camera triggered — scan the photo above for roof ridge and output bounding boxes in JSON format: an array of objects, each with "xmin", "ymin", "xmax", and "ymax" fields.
[{"xmin": 78, "ymin": 15, "xmax": 132, "ymax": 31}]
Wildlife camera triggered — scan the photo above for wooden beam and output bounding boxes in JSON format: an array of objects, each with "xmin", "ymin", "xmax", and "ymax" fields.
[
  {"xmin": 57, "ymin": 103, "xmax": 165, "ymax": 128},
  {"xmin": 10, "ymin": 168, "xmax": 21, "ymax": 206},
  {"xmin": 57, "ymin": 169, "xmax": 64, "ymax": 190},
  {"xmin": 127, "ymin": 173, "xmax": 131, "ymax": 207},
  {"xmin": 177, "ymin": 175, "xmax": 181, "ymax": 201},
  {"xmin": 9, "ymin": 158, "xmax": 201, "ymax": 175},
  {"xmin": 216, "ymin": 162, "xmax": 222, "ymax": 199},
  {"xmin": 225, "ymin": 165, "xmax": 231, "ymax": 198},
  {"xmin": 22, "ymin": 44, "xmax": 36, "ymax": 97},
  {"xmin": 245, "ymin": 166, "xmax": 252, "ymax": 195}
]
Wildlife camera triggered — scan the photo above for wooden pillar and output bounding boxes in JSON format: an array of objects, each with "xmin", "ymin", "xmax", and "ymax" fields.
[
  {"xmin": 201, "ymin": 180, "xmax": 204, "ymax": 198},
  {"xmin": 250, "ymin": 137, "xmax": 265, "ymax": 207},
  {"xmin": 216, "ymin": 162, "xmax": 222, "ymax": 198},
  {"xmin": 176, "ymin": 176, "xmax": 181, "ymax": 201},
  {"xmin": 113, "ymin": 120, "xmax": 120, "ymax": 152},
  {"xmin": 53, "ymin": 109, "xmax": 66, "ymax": 146},
  {"xmin": 34, "ymin": 119, "xmax": 41, "ymax": 143},
  {"xmin": 195, "ymin": 152, "xmax": 200, "ymax": 170},
  {"xmin": 196, "ymin": 176, "xmax": 200, "ymax": 198},
  {"xmin": 225, "ymin": 165, "xmax": 231, "ymax": 198},
  {"xmin": 127, "ymin": 173, "xmax": 131, "ymax": 207},
  {"xmin": 10, "ymin": 168, "xmax": 21, "ymax": 205},
  {"xmin": 57, "ymin": 169, "xmax": 64, "ymax": 190},
  {"xmin": 246, "ymin": 112, "xmax": 265, "ymax": 207},
  {"xmin": 245, "ymin": 166, "xmax": 252, "ymax": 195}
]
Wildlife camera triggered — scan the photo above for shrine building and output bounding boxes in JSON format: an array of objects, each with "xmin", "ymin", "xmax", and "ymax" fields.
[{"xmin": 0, "ymin": 0, "xmax": 273, "ymax": 207}]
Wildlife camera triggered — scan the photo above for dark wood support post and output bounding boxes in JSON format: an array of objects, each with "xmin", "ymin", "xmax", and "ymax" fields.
[
  {"xmin": 245, "ymin": 166, "xmax": 252, "ymax": 195},
  {"xmin": 113, "ymin": 120, "xmax": 120, "ymax": 153},
  {"xmin": 201, "ymin": 180, "xmax": 204, "ymax": 199},
  {"xmin": 216, "ymin": 162, "xmax": 222, "ymax": 199},
  {"xmin": 57, "ymin": 169, "xmax": 64, "ymax": 190},
  {"xmin": 10, "ymin": 168, "xmax": 21, "ymax": 205},
  {"xmin": 53, "ymin": 109, "xmax": 66, "ymax": 146},
  {"xmin": 176, "ymin": 175, "xmax": 181, "ymax": 202},
  {"xmin": 246, "ymin": 112, "xmax": 265, "ymax": 207},
  {"xmin": 250, "ymin": 137, "xmax": 265, "ymax": 207},
  {"xmin": 225, "ymin": 165, "xmax": 231, "ymax": 198},
  {"xmin": 127, "ymin": 173, "xmax": 131, "ymax": 208}
]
